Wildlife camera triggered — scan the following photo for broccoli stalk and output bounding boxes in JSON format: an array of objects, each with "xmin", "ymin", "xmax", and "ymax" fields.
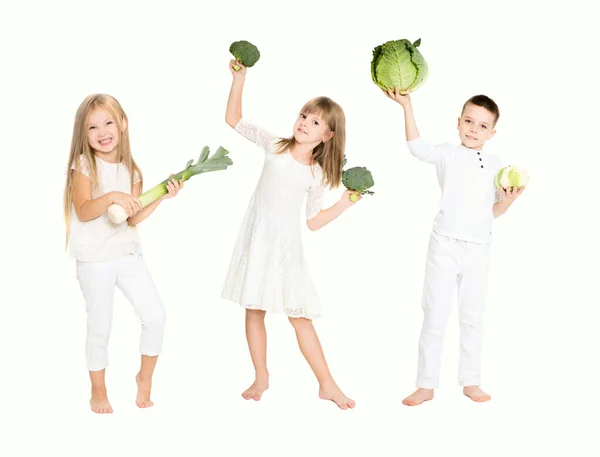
[
  {"xmin": 341, "ymin": 156, "xmax": 375, "ymax": 202},
  {"xmin": 107, "ymin": 146, "xmax": 233, "ymax": 224},
  {"xmin": 229, "ymin": 40, "xmax": 261, "ymax": 71}
]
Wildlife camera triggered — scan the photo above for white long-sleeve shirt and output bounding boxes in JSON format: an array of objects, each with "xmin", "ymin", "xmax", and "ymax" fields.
[{"xmin": 407, "ymin": 137, "xmax": 504, "ymax": 245}]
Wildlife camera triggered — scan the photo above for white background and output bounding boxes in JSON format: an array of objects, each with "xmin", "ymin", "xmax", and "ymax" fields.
[{"xmin": 1, "ymin": 0, "xmax": 599, "ymax": 455}]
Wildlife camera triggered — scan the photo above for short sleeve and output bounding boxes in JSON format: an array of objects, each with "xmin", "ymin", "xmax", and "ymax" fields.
[
  {"xmin": 71, "ymin": 154, "xmax": 92, "ymax": 180},
  {"xmin": 306, "ymin": 166, "xmax": 326, "ymax": 220},
  {"xmin": 133, "ymin": 168, "xmax": 141, "ymax": 184},
  {"xmin": 235, "ymin": 118, "xmax": 278, "ymax": 151},
  {"xmin": 407, "ymin": 137, "xmax": 445, "ymax": 164}
]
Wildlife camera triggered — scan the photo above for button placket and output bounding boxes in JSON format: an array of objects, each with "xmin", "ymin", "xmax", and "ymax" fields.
[{"xmin": 476, "ymin": 151, "xmax": 484, "ymax": 168}]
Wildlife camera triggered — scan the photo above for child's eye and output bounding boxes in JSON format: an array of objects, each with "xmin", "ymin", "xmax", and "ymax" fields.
[
  {"xmin": 300, "ymin": 114, "xmax": 306, "ymax": 119},
  {"xmin": 107, "ymin": 121, "xmax": 113, "ymax": 125},
  {"xmin": 88, "ymin": 126, "xmax": 96, "ymax": 130},
  {"xmin": 482, "ymin": 125, "xmax": 487, "ymax": 129},
  {"xmin": 313, "ymin": 120, "xmax": 319, "ymax": 125},
  {"xmin": 465, "ymin": 119, "xmax": 471, "ymax": 123}
]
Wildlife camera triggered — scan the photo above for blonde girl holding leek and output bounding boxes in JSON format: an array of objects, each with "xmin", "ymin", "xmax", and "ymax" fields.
[
  {"xmin": 222, "ymin": 60, "xmax": 361, "ymax": 410},
  {"xmin": 63, "ymin": 94, "xmax": 183, "ymax": 413}
]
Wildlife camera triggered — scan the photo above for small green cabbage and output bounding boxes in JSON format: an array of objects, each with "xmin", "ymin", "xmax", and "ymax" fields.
[
  {"xmin": 342, "ymin": 157, "xmax": 375, "ymax": 202},
  {"xmin": 229, "ymin": 40, "xmax": 260, "ymax": 71},
  {"xmin": 371, "ymin": 38, "xmax": 428, "ymax": 93},
  {"xmin": 496, "ymin": 165, "xmax": 529, "ymax": 190}
]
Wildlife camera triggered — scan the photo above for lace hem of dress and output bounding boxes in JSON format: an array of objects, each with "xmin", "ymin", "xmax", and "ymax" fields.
[{"xmin": 240, "ymin": 303, "xmax": 318, "ymax": 320}]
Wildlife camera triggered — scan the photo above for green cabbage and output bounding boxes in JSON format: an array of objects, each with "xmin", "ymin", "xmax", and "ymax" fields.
[{"xmin": 371, "ymin": 38, "xmax": 428, "ymax": 93}]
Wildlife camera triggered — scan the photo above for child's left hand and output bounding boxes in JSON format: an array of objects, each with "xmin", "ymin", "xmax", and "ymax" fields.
[
  {"xmin": 500, "ymin": 185, "xmax": 525, "ymax": 202},
  {"xmin": 340, "ymin": 189, "xmax": 362, "ymax": 208},
  {"xmin": 161, "ymin": 175, "xmax": 184, "ymax": 200}
]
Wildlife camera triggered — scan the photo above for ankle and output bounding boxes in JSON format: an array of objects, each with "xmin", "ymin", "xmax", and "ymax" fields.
[
  {"xmin": 318, "ymin": 378, "xmax": 337, "ymax": 390},
  {"xmin": 255, "ymin": 370, "xmax": 269, "ymax": 381},
  {"xmin": 91, "ymin": 387, "xmax": 107, "ymax": 396}
]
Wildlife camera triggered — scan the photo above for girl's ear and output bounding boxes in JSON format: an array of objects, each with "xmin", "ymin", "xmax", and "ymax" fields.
[
  {"xmin": 121, "ymin": 117, "xmax": 128, "ymax": 132},
  {"xmin": 323, "ymin": 131, "xmax": 335, "ymax": 143}
]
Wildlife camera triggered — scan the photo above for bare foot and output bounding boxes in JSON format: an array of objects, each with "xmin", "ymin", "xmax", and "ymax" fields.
[
  {"xmin": 319, "ymin": 382, "xmax": 355, "ymax": 410},
  {"xmin": 242, "ymin": 376, "xmax": 269, "ymax": 401},
  {"xmin": 402, "ymin": 388, "xmax": 434, "ymax": 406},
  {"xmin": 90, "ymin": 390, "xmax": 113, "ymax": 414},
  {"xmin": 463, "ymin": 386, "xmax": 491, "ymax": 402},
  {"xmin": 135, "ymin": 373, "xmax": 154, "ymax": 408}
]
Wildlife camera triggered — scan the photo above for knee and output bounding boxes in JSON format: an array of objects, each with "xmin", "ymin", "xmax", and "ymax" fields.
[
  {"xmin": 246, "ymin": 309, "xmax": 266, "ymax": 322},
  {"xmin": 459, "ymin": 316, "xmax": 483, "ymax": 329},
  {"xmin": 422, "ymin": 317, "xmax": 448, "ymax": 337},
  {"xmin": 288, "ymin": 316, "xmax": 312, "ymax": 330},
  {"xmin": 87, "ymin": 320, "xmax": 111, "ymax": 340},
  {"xmin": 143, "ymin": 307, "xmax": 167, "ymax": 332}
]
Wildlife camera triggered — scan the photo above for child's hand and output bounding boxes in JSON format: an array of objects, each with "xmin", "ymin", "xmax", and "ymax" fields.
[
  {"xmin": 111, "ymin": 192, "xmax": 142, "ymax": 217},
  {"xmin": 340, "ymin": 189, "xmax": 362, "ymax": 208},
  {"xmin": 500, "ymin": 185, "xmax": 526, "ymax": 202},
  {"xmin": 384, "ymin": 87, "xmax": 411, "ymax": 108},
  {"xmin": 161, "ymin": 176, "xmax": 184, "ymax": 200},
  {"xmin": 229, "ymin": 59, "xmax": 247, "ymax": 78}
]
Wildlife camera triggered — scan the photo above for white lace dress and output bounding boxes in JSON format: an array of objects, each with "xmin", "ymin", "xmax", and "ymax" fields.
[{"xmin": 221, "ymin": 118, "xmax": 326, "ymax": 319}]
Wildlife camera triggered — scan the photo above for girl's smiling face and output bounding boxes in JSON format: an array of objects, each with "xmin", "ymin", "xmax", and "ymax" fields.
[{"xmin": 86, "ymin": 108, "xmax": 120, "ymax": 154}]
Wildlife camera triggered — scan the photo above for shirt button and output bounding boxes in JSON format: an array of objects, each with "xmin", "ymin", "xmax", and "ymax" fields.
[
  {"xmin": 481, "ymin": 165, "xmax": 484, "ymax": 168},
  {"xmin": 479, "ymin": 158, "xmax": 482, "ymax": 161},
  {"xmin": 477, "ymin": 152, "xmax": 480, "ymax": 155}
]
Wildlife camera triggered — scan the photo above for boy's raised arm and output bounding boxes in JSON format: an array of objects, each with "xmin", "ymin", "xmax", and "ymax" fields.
[{"xmin": 384, "ymin": 88, "xmax": 420, "ymax": 140}]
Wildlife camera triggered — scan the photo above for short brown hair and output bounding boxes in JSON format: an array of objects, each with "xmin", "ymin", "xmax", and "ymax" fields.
[{"xmin": 462, "ymin": 95, "xmax": 500, "ymax": 125}]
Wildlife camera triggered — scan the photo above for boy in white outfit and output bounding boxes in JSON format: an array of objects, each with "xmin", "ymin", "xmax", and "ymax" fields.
[{"xmin": 384, "ymin": 89, "xmax": 525, "ymax": 405}]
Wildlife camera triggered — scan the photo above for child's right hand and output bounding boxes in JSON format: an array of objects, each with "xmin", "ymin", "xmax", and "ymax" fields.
[
  {"xmin": 229, "ymin": 59, "xmax": 247, "ymax": 78},
  {"xmin": 384, "ymin": 87, "xmax": 412, "ymax": 108},
  {"xmin": 110, "ymin": 192, "xmax": 142, "ymax": 218}
]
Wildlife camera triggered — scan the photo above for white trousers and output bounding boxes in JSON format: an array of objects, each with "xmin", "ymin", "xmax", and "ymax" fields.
[
  {"xmin": 416, "ymin": 231, "xmax": 490, "ymax": 389},
  {"xmin": 76, "ymin": 254, "xmax": 166, "ymax": 371}
]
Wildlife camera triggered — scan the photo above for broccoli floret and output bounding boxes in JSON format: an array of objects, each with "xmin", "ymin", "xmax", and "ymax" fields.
[
  {"xmin": 342, "ymin": 166, "xmax": 375, "ymax": 202},
  {"xmin": 229, "ymin": 40, "xmax": 261, "ymax": 70}
]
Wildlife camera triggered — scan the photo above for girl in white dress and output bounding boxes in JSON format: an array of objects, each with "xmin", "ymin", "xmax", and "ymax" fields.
[
  {"xmin": 64, "ymin": 94, "xmax": 183, "ymax": 413},
  {"xmin": 222, "ymin": 60, "xmax": 360, "ymax": 410}
]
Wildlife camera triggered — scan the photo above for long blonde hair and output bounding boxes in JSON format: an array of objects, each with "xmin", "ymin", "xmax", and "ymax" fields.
[
  {"xmin": 275, "ymin": 96, "xmax": 345, "ymax": 188},
  {"xmin": 63, "ymin": 94, "xmax": 142, "ymax": 245}
]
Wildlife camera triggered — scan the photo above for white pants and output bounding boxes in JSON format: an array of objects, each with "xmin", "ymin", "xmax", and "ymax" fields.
[
  {"xmin": 76, "ymin": 254, "xmax": 166, "ymax": 371},
  {"xmin": 416, "ymin": 231, "xmax": 490, "ymax": 389}
]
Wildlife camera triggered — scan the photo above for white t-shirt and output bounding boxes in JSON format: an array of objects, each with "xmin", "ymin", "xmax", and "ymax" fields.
[
  {"xmin": 68, "ymin": 154, "xmax": 142, "ymax": 262},
  {"xmin": 407, "ymin": 137, "xmax": 504, "ymax": 245}
]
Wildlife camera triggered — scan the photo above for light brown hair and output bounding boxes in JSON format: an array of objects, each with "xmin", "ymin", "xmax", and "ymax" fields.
[
  {"xmin": 63, "ymin": 94, "xmax": 142, "ymax": 245},
  {"xmin": 275, "ymin": 96, "xmax": 345, "ymax": 188}
]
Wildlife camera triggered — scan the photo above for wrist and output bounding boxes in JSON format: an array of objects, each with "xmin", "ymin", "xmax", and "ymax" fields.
[{"xmin": 338, "ymin": 195, "xmax": 352, "ymax": 210}]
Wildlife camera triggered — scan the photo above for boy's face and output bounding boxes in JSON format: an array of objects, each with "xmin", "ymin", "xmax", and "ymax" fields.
[{"xmin": 457, "ymin": 103, "xmax": 496, "ymax": 150}]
